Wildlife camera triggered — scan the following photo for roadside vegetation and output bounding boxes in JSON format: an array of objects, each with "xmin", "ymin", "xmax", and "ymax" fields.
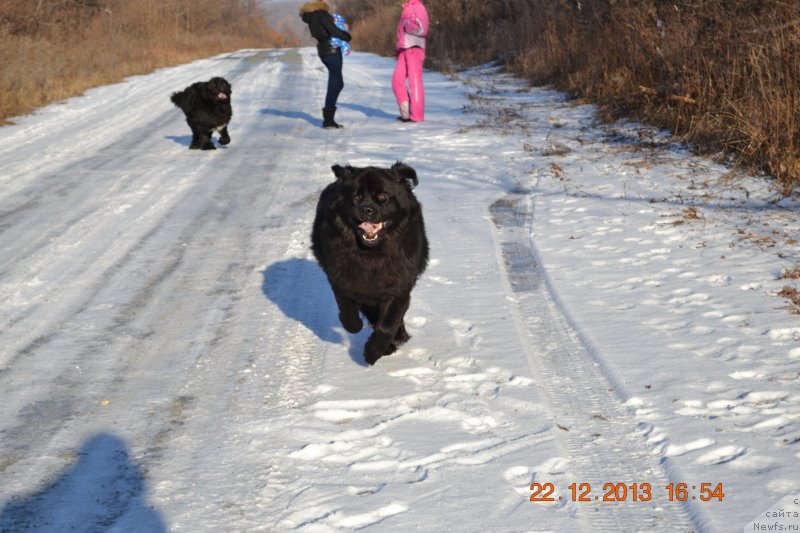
[
  {"xmin": 339, "ymin": 0, "xmax": 800, "ymax": 195},
  {"xmin": 0, "ymin": 0, "xmax": 290, "ymax": 125}
]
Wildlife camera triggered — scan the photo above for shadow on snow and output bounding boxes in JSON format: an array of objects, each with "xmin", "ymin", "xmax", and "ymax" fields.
[
  {"xmin": 261, "ymin": 258, "xmax": 370, "ymax": 367},
  {"xmin": 260, "ymin": 102, "xmax": 397, "ymax": 128},
  {"xmin": 259, "ymin": 108, "xmax": 319, "ymax": 127},
  {"xmin": 0, "ymin": 433, "xmax": 166, "ymax": 532},
  {"xmin": 261, "ymin": 258, "xmax": 342, "ymax": 345}
]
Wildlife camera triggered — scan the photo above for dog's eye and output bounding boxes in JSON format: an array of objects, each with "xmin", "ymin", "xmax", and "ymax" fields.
[{"xmin": 376, "ymin": 193, "xmax": 389, "ymax": 203}]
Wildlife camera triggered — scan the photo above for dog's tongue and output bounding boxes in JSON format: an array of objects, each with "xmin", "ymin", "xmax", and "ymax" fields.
[
  {"xmin": 358, "ymin": 221, "xmax": 383, "ymax": 236},
  {"xmin": 217, "ymin": 92, "xmax": 228, "ymax": 99}
]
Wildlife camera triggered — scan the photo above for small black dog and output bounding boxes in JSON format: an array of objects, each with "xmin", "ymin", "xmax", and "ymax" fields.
[
  {"xmin": 170, "ymin": 76, "xmax": 232, "ymax": 150},
  {"xmin": 312, "ymin": 163, "xmax": 429, "ymax": 365}
]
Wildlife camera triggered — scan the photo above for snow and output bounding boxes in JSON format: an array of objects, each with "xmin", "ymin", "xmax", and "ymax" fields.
[{"xmin": 0, "ymin": 46, "xmax": 799, "ymax": 533}]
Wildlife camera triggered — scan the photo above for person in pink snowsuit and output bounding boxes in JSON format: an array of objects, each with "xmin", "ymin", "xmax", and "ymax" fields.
[{"xmin": 392, "ymin": 0, "xmax": 429, "ymax": 122}]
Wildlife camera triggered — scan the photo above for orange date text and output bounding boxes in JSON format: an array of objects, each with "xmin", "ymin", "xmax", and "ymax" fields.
[{"xmin": 529, "ymin": 482, "xmax": 725, "ymax": 502}]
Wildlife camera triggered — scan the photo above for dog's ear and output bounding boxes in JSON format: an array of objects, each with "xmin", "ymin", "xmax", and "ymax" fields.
[
  {"xmin": 332, "ymin": 164, "xmax": 356, "ymax": 182},
  {"xmin": 391, "ymin": 162, "xmax": 418, "ymax": 189}
]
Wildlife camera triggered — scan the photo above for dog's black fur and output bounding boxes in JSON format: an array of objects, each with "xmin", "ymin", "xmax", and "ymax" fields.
[
  {"xmin": 170, "ymin": 77, "xmax": 232, "ymax": 150},
  {"xmin": 312, "ymin": 163, "xmax": 429, "ymax": 365}
]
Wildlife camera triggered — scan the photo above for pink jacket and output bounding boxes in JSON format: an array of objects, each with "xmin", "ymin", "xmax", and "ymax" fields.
[{"xmin": 395, "ymin": 0, "xmax": 429, "ymax": 52}]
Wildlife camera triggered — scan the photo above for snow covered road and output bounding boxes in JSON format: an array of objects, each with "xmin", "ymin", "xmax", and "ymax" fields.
[{"xmin": 1, "ymin": 48, "xmax": 798, "ymax": 532}]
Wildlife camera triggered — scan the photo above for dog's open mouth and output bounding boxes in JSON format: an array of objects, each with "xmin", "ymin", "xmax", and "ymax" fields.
[
  {"xmin": 358, "ymin": 221, "xmax": 384, "ymax": 243},
  {"xmin": 216, "ymin": 92, "xmax": 228, "ymax": 100}
]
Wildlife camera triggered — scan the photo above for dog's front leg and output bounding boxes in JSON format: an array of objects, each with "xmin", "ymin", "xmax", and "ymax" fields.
[
  {"xmin": 364, "ymin": 296, "xmax": 410, "ymax": 365},
  {"xmin": 199, "ymin": 132, "xmax": 216, "ymax": 150},
  {"xmin": 218, "ymin": 126, "xmax": 231, "ymax": 145},
  {"xmin": 334, "ymin": 290, "xmax": 363, "ymax": 333},
  {"xmin": 189, "ymin": 124, "xmax": 215, "ymax": 150}
]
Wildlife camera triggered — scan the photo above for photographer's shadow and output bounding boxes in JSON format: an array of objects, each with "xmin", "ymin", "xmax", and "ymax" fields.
[{"xmin": 0, "ymin": 434, "xmax": 166, "ymax": 532}]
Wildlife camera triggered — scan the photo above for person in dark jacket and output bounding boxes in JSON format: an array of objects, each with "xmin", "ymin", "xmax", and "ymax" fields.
[{"xmin": 299, "ymin": 1, "xmax": 352, "ymax": 128}]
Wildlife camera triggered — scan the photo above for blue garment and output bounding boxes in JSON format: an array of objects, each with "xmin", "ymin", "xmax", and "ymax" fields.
[
  {"xmin": 331, "ymin": 13, "xmax": 350, "ymax": 56},
  {"xmin": 320, "ymin": 51, "xmax": 344, "ymax": 109}
]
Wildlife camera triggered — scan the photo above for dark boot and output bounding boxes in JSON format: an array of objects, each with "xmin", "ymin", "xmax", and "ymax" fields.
[{"xmin": 322, "ymin": 107, "xmax": 342, "ymax": 129}]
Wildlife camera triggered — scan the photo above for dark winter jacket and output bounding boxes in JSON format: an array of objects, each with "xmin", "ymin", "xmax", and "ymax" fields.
[{"xmin": 299, "ymin": 1, "xmax": 352, "ymax": 57}]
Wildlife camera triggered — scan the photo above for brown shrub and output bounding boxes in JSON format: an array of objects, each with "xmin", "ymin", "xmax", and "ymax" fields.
[
  {"xmin": 0, "ymin": 0, "xmax": 290, "ymax": 124},
  {"xmin": 337, "ymin": 0, "xmax": 397, "ymax": 57}
]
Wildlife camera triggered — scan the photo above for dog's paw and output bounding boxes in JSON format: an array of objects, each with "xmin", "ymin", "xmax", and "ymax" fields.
[
  {"xmin": 364, "ymin": 331, "xmax": 401, "ymax": 365},
  {"xmin": 219, "ymin": 135, "xmax": 231, "ymax": 145},
  {"xmin": 364, "ymin": 351, "xmax": 381, "ymax": 366},
  {"xmin": 201, "ymin": 142, "xmax": 217, "ymax": 150},
  {"xmin": 393, "ymin": 326, "xmax": 410, "ymax": 346},
  {"xmin": 364, "ymin": 335, "xmax": 388, "ymax": 365}
]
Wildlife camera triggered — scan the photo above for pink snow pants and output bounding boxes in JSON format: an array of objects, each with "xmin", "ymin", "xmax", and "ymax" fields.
[{"xmin": 392, "ymin": 47, "xmax": 425, "ymax": 122}]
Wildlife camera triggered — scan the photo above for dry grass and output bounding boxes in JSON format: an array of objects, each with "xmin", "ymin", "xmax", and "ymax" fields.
[
  {"xmin": 782, "ymin": 266, "xmax": 800, "ymax": 280},
  {"xmin": 682, "ymin": 206, "xmax": 703, "ymax": 222},
  {"xmin": 777, "ymin": 266, "xmax": 800, "ymax": 314},
  {"xmin": 778, "ymin": 286, "xmax": 800, "ymax": 314},
  {"xmin": 0, "ymin": 0, "xmax": 292, "ymax": 124},
  {"xmin": 340, "ymin": 0, "xmax": 800, "ymax": 194}
]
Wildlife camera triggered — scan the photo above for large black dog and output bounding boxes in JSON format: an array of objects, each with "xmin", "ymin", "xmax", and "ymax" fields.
[
  {"xmin": 312, "ymin": 163, "xmax": 429, "ymax": 365},
  {"xmin": 170, "ymin": 76, "xmax": 232, "ymax": 150}
]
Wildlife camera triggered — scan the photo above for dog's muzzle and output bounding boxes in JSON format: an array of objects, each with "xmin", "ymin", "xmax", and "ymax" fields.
[{"xmin": 355, "ymin": 207, "xmax": 384, "ymax": 243}]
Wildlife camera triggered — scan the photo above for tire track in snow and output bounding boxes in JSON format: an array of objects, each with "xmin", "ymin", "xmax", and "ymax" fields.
[{"xmin": 491, "ymin": 190, "xmax": 703, "ymax": 532}]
